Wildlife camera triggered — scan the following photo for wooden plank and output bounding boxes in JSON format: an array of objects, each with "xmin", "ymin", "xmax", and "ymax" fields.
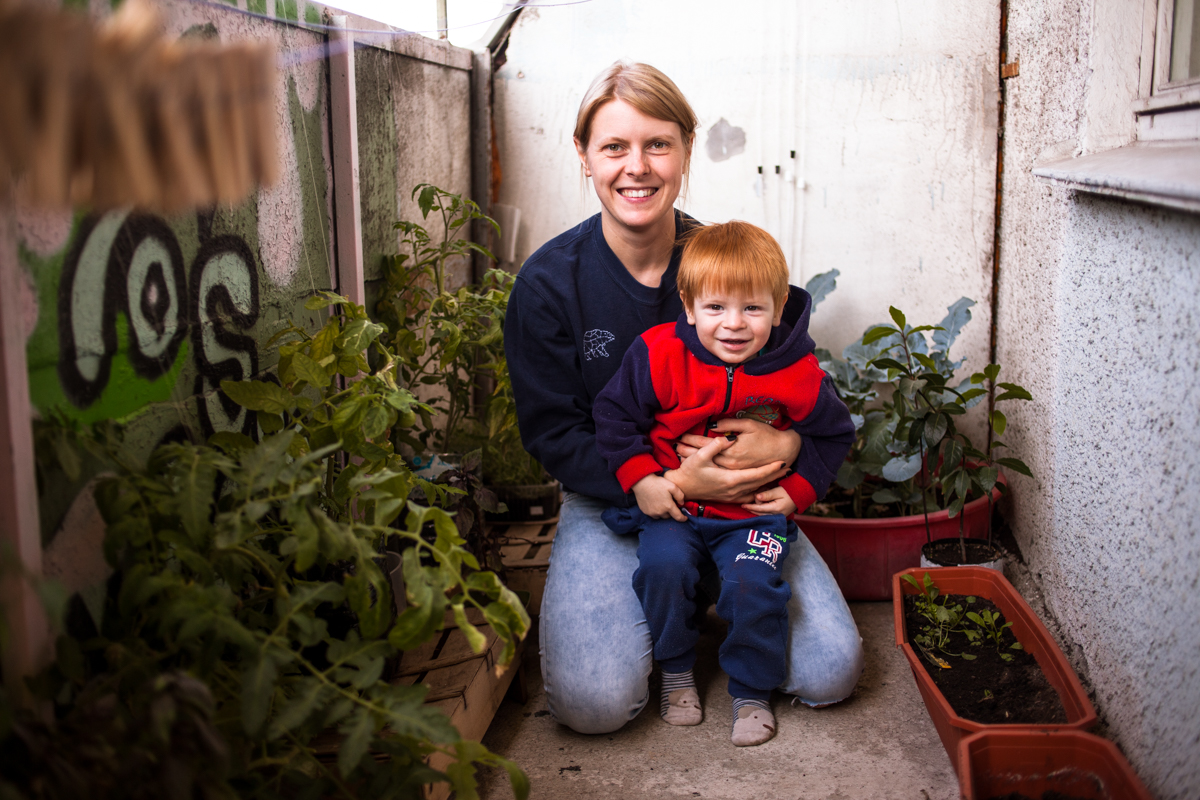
[{"xmin": 497, "ymin": 520, "xmax": 556, "ymax": 616}]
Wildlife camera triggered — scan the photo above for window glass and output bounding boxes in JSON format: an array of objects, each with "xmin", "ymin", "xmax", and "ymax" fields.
[{"xmin": 1170, "ymin": 0, "xmax": 1200, "ymax": 83}]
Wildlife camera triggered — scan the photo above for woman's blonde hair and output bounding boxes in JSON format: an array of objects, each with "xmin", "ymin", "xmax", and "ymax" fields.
[
  {"xmin": 575, "ymin": 62, "xmax": 697, "ymax": 200},
  {"xmin": 677, "ymin": 221, "xmax": 791, "ymax": 311}
]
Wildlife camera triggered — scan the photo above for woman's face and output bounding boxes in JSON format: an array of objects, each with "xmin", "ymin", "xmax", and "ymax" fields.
[{"xmin": 575, "ymin": 99, "xmax": 691, "ymax": 236}]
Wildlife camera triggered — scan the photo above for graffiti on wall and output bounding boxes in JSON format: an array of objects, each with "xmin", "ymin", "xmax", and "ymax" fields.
[{"xmin": 54, "ymin": 210, "xmax": 261, "ymax": 438}]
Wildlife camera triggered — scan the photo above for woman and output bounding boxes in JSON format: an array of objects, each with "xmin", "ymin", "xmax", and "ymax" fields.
[{"xmin": 503, "ymin": 61, "xmax": 864, "ymax": 735}]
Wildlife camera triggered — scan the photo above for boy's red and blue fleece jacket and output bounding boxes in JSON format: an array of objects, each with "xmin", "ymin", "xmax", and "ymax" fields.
[{"xmin": 593, "ymin": 288, "xmax": 855, "ymax": 520}]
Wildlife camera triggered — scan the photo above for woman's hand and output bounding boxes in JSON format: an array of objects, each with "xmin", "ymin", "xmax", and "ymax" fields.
[
  {"xmin": 664, "ymin": 436, "xmax": 789, "ymax": 504},
  {"xmin": 741, "ymin": 486, "xmax": 798, "ymax": 517},
  {"xmin": 632, "ymin": 474, "xmax": 687, "ymax": 522},
  {"xmin": 675, "ymin": 419, "xmax": 801, "ymax": 471}
]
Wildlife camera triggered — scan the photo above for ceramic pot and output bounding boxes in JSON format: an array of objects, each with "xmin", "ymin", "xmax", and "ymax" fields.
[
  {"xmin": 920, "ymin": 539, "xmax": 1005, "ymax": 572},
  {"xmin": 893, "ymin": 566, "xmax": 1097, "ymax": 774},
  {"xmin": 958, "ymin": 730, "xmax": 1153, "ymax": 800},
  {"xmin": 800, "ymin": 475, "xmax": 1005, "ymax": 601}
]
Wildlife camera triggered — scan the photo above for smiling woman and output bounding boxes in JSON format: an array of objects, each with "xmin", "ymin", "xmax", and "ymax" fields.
[{"xmin": 503, "ymin": 60, "xmax": 866, "ymax": 737}]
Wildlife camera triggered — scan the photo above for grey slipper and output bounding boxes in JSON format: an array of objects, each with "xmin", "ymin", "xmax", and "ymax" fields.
[
  {"xmin": 731, "ymin": 705, "xmax": 776, "ymax": 746},
  {"xmin": 662, "ymin": 687, "xmax": 703, "ymax": 726}
]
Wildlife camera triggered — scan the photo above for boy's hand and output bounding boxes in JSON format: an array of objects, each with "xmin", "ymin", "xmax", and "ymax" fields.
[
  {"xmin": 632, "ymin": 474, "xmax": 687, "ymax": 522},
  {"xmin": 741, "ymin": 486, "xmax": 797, "ymax": 517}
]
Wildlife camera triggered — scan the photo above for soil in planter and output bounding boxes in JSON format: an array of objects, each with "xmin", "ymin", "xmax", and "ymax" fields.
[
  {"xmin": 903, "ymin": 594, "xmax": 1068, "ymax": 725},
  {"xmin": 923, "ymin": 539, "xmax": 1002, "ymax": 565}
]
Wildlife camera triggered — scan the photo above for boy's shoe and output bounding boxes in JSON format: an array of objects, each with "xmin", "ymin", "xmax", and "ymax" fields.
[
  {"xmin": 731, "ymin": 704, "xmax": 776, "ymax": 746},
  {"xmin": 662, "ymin": 687, "xmax": 703, "ymax": 725}
]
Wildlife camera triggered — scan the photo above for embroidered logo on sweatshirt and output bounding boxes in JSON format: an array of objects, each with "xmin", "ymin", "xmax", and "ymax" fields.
[
  {"xmin": 736, "ymin": 528, "xmax": 784, "ymax": 569},
  {"xmin": 736, "ymin": 404, "xmax": 781, "ymax": 425},
  {"xmin": 584, "ymin": 329, "xmax": 616, "ymax": 360}
]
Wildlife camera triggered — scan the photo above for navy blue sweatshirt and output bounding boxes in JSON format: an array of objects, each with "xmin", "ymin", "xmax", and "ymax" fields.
[{"xmin": 504, "ymin": 212, "xmax": 828, "ymax": 507}]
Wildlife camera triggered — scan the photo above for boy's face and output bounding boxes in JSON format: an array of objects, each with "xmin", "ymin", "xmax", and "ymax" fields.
[{"xmin": 683, "ymin": 287, "xmax": 783, "ymax": 364}]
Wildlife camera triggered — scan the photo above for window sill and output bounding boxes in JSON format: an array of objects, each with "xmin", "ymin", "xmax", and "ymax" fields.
[{"xmin": 1032, "ymin": 142, "xmax": 1200, "ymax": 214}]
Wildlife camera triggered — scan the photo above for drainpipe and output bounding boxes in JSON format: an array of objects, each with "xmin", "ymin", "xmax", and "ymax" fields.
[
  {"xmin": 988, "ymin": 0, "xmax": 1014, "ymax": 449},
  {"xmin": 328, "ymin": 15, "xmax": 365, "ymax": 308},
  {"xmin": 989, "ymin": 0, "xmax": 1013, "ymax": 370}
]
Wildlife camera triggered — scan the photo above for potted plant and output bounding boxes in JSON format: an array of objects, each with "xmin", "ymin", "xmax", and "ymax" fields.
[
  {"xmin": 893, "ymin": 567, "xmax": 1097, "ymax": 774},
  {"xmin": 802, "ymin": 271, "xmax": 1033, "ymax": 599},
  {"xmin": 376, "ymin": 184, "xmax": 557, "ymax": 531},
  {"xmin": 6, "ymin": 293, "xmax": 530, "ymax": 799},
  {"xmin": 957, "ymin": 730, "xmax": 1154, "ymax": 800}
]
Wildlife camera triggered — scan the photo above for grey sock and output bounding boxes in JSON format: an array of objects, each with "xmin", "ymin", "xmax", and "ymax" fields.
[
  {"xmin": 660, "ymin": 669, "xmax": 702, "ymax": 725},
  {"xmin": 731, "ymin": 697, "xmax": 775, "ymax": 746}
]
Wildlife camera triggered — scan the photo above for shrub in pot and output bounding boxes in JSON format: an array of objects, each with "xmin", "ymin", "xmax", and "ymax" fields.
[
  {"xmin": 802, "ymin": 271, "xmax": 1034, "ymax": 598},
  {"xmin": 3, "ymin": 294, "xmax": 530, "ymax": 800},
  {"xmin": 376, "ymin": 184, "xmax": 556, "ymax": 532}
]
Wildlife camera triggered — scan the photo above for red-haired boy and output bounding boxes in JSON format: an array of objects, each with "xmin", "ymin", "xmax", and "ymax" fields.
[{"xmin": 593, "ymin": 221, "xmax": 854, "ymax": 746}]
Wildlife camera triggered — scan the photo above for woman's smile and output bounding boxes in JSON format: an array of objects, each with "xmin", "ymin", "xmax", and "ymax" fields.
[{"xmin": 576, "ymin": 98, "xmax": 689, "ymax": 236}]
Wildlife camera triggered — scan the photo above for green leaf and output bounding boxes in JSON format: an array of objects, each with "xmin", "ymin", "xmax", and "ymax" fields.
[
  {"xmin": 339, "ymin": 318, "xmax": 385, "ymax": 353},
  {"xmin": 221, "ymin": 379, "xmax": 294, "ymax": 415},
  {"xmin": 338, "ymin": 707, "xmax": 376, "ymax": 777},
  {"xmin": 291, "ymin": 351, "xmax": 329, "ymax": 389},
  {"xmin": 804, "ymin": 269, "xmax": 839, "ymax": 309},
  {"xmin": 996, "ymin": 458, "xmax": 1033, "ymax": 478},
  {"xmin": 304, "ymin": 290, "xmax": 349, "ymax": 310},
  {"xmin": 452, "ymin": 604, "xmax": 488, "ymax": 654},
  {"xmin": 174, "ymin": 447, "xmax": 216, "ymax": 541},
  {"xmin": 984, "ymin": 363, "xmax": 1001, "ymax": 382},
  {"xmin": 242, "ymin": 653, "xmax": 279, "ymax": 735},
  {"xmin": 996, "ymin": 383, "xmax": 1033, "ymax": 402},
  {"xmin": 990, "ymin": 410, "xmax": 1008, "ymax": 437},
  {"xmin": 268, "ymin": 680, "xmax": 329, "ymax": 740},
  {"xmin": 888, "ymin": 306, "xmax": 907, "ymax": 329},
  {"xmin": 932, "ymin": 298, "xmax": 975, "ymax": 353},
  {"xmin": 861, "ymin": 325, "xmax": 898, "ymax": 346},
  {"xmin": 870, "ymin": 357, "xmax": 907, "ymax": 372},
  {"xmin": 924, "ymin": 413, "xmax": 949, "ymax": 447}
]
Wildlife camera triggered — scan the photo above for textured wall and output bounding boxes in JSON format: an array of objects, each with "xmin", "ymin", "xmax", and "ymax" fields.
[
  {"xmin": 997, "ymin": 1, "xmax": 1200, "ymax": 798},
  {"xmin": 13, "ymin": 0, "xmax": 476, "ymax": 634},
  {"xmin": 492, "ymin": 0, "xmax": 1001, "ymax": 364}
]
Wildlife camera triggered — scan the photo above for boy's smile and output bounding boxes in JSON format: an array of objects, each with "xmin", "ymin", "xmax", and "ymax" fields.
[{"xmin": 684, "ymin": 288, "xmax": 783, "ymax": 364}]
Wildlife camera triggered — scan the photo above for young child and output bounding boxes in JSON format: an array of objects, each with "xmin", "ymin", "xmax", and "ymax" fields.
[{"xmin": 593, "ymin": 220, "xmax": 854, "ymax": 746}]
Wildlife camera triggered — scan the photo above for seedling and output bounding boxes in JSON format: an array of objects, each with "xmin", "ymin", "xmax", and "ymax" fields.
[{"xmin": 967, "ymin": 608, "xmax": 1025, "ymax": 661}]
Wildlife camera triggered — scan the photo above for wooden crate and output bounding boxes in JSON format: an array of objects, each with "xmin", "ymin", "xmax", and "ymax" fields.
[
  {"xmin": 495, "ymin": 519, "xmax": 557, "ymax": 616},
  {"xmin": 311, "ymin": 608, "xmax": 526, "ymax": 800}
]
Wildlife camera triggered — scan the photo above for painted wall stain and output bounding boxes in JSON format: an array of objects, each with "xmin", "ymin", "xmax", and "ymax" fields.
[{"xmin": 706, "ymin": 117, "xmax": 746, "ymax": 163}]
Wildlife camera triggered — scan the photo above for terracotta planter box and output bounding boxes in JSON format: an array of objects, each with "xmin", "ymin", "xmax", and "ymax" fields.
[
  {"xmin": 958, "ymin": 730, "xmax": 1153, "ymax": 800},
  {"xmin": 893, "ymin": 567, "xmax": 1097, "ymax": 773},
  {"xmin": 801, "ymin": 479, "xmax": 1003, "ymax": 601}
]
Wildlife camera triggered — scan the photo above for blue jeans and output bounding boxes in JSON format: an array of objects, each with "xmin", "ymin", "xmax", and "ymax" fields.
[{"xmin": 540, "ymin": 492, "xmax": 865, "ymax": 734}]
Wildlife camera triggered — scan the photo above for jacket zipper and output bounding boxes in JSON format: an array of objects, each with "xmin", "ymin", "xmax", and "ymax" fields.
[{"xmin": 721, "ymin": 365, "xmax": 736, "ymax": 414}]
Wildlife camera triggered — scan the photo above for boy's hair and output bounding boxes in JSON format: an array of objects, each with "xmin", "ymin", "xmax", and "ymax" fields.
[{"xmin": 677, "ymin": 221, "xmax": 790, "ymax": 310}]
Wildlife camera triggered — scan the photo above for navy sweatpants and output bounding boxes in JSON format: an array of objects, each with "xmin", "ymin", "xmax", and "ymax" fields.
[{"xmin": 602, "ymin": 507, "xmax": 794, "ymax": 701}]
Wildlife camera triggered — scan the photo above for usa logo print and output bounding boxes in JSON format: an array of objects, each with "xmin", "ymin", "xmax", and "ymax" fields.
[{"xmin": 747, "ymin": 529, "xmax": 783, "ymax": 567}]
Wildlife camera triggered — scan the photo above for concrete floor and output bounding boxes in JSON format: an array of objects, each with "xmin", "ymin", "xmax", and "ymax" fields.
[{"xmin": 475, "ymin": 602, "xmax": 960, "ymax": 800}]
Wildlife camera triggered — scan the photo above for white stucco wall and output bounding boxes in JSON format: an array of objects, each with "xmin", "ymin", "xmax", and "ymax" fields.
[
  {"xmin": 998, "ymin": 1, "xmax": 1200, "ymax": 798},
  {"xmin": 493, "ymin": 0, "xmax": 1000, "ymax": 364}
]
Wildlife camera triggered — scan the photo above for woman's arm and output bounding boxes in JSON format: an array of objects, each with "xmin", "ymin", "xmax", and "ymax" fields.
[
  {"xmin": 675, "ymin": 419, "xmax": 801, "ymax": 470},
  {"xmin": 505, "ymin": 276, "xmax": 629, "ymax": 506},
  {"xmin": 663, "ymin": 436, "xmax": 790, "ymax": 504}
]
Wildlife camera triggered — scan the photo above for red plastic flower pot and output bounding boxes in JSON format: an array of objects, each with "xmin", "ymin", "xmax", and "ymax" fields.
[
  {"xmin": 893, "ymin": 567, "xmax": 1098, "ymax": 774},
  {"xmin": 958, "ymin": 730, "xmax": 1154, "ymax": 800},
  {"xmin": 800, "ymin": 477, "xmax": 1004, "ymax": 601}
]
